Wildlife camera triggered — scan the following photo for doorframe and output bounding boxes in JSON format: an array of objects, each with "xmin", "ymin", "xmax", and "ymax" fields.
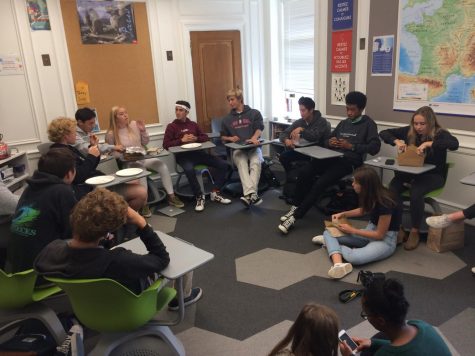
[{"xmin": 180, "ymin": 20, "xmax": 250, "ymax": 124}]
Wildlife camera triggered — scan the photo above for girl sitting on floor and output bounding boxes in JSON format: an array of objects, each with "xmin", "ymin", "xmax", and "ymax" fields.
[
  {"xmin": 312, "ymin": 166, "xmax": 402, "ymax": 279},
  {"xmin": 268, "ymin": 303, "xmax": 340, "ymax": 356}
]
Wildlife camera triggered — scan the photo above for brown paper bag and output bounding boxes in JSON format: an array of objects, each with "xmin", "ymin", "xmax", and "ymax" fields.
[
  {"xmin": 427, "ymin": 221, "xmax": 464, "ymax": 253},
  {"xmin": 324, "ymin": 218, "xmax": 352, "ymax": 237},
  {"xmin": 397, "ymin": 145, "xmax": 425, "ymax": 167}
]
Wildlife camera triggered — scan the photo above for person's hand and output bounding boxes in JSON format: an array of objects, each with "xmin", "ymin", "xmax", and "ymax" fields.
[
  {"xmin": 339, "ymin": 341, "xmax": 355, "ymax": 356},
  {"xmin": 417, "ymin": 141, "xmax": 432, "ymax": 155},
  {"xmin": 329, "ymin": 137, "xmax": 340, "ymax": 148},
  {"xmin": 353, "ymin": 337, "xmax": 371, "ymax": 352},
  {"xmin": 89, "ymin": 134, "xmax": 99, "ymax": 146},
  {"xmin": 230, "ymin": 136, "xmax": 241, "ymax": 143},
  {"xmin": 332, "ymin": 212, "xmax": 345, "ymax": 221},
  {"xmin": 246, "ymin": 137, "xmax": 260, "ymax": 145},
  {"xmin": 284, "ymin": 138, "xmax": 295, "ymax": 149},
  {"xmin": 337, "ymin": 223, "xmax": 355, "ymax": 234},
  {"xmin": 394, "ymin": 139, "xmax": 407, "ymax": 153},
  {"xmin": 338, "ymin": 138, "xmax": 353, "ymax": 150},
  {"xmin": 290, "ymin": 127, "xmax": 303, "ymax": 140},
  {"xmin": 181, "ymin": 134, "xmax": 196, "ymax": 143},
  {"xmin": 114, "ymin": 144, "xmax": 125, "ymax": 153},
  {"xmin": 136, "ymin": 120, "xmax": 146, "ymax": 132},
  {"xmin": 88, "ymin": 145, "xmax": 100, "ymax": 157},
  {"xmin": 126, "ymin": 207, "xmax": 146, "ymax": 229}
]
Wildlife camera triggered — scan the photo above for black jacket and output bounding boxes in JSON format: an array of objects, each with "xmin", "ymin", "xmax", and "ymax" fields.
[
  {"xmin": 379, "ymin": 126, "xmax": 459, "ymax": 175},
  {"xmin": 327, "ymin": 115, "xmax": 381, "ymax": 167},
  {"xmin": 279, "ymin": 110, "xmax": 330, "ymax": 145},
  {"xmin": 34, "ymin": 224, "xmax": 170, "ymax": 294},
  {"xmin": 7, "ymin": 171, "xmax": 76, "ymax": 272},
  {"xmin": 51, "ymin": 143, "xmax": 102, "ymax": 199}
]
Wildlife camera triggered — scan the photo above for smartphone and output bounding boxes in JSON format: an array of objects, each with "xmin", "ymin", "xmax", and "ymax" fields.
[
  {"xmin": 385, "ymin": 158, "xmax": 395, "ymax": 165},
  {"xmin": 338, "ymin": 330, "xmax": 358, "ymax": 354}
]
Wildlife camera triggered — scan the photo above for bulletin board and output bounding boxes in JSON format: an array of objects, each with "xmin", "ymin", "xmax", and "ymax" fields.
[{"xmin": 60, "ymin": 0, "xmax": 159, "ymax": 130}]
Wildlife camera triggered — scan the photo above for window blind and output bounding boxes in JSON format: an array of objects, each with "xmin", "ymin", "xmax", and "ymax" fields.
[{"xmin": 282, "ymin": 0, "xmax": 315, "ymax": 94}]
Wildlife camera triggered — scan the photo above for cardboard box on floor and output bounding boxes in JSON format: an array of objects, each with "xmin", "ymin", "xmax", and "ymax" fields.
[{"xmin": 427, "ymin": 221, "xmax": 465, "ymax": 253}]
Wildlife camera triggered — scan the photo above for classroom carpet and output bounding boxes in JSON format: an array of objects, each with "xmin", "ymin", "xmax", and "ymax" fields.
[{"xmin": 141, "ymin": 184, "xmax": 475, "ymax": 356}]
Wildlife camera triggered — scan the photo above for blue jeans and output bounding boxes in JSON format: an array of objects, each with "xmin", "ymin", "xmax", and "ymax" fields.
[{"xmin": 323, "ymin": 222, "xmax": 397, "ymax": 265}]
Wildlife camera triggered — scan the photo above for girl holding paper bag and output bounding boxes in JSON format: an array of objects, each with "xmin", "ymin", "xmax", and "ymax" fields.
[
  {"xmin": 379, "ymin": 106, "xmax": 458, "ymax": 250},
  {"xmin": 312, "ymin": 166, "xmax": 402, "ymax": 279}
]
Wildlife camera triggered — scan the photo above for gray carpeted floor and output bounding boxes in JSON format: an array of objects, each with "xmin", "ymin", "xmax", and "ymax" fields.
[{"xmin": 141, "ymin": 179, "xmax": 475, "ymax": 356}]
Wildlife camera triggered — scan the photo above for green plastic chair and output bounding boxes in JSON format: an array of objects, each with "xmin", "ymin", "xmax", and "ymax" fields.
[
  {"xmin": 175, "ymin": 162, "xmax": 215, "ymax": 197},
  {"xmin": 46, "ymin": 276, "xmax": 184, "ymax": 356},
  {"xmin": 0, "ymin": 269, "xmax": 66, "ymax": 345},
  {"xmin": 401, "ymin": 162, "xmax": 454, "ymax": 214}
]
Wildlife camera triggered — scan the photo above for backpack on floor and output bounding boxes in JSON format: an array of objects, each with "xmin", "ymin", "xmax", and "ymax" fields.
[
  {"xmin": 317, "ymin": 179, "xmax": 359, "ymax": 215},
  {"xmin": 259, "ymin": 159, "xmax": 280, "ymax": 188}
]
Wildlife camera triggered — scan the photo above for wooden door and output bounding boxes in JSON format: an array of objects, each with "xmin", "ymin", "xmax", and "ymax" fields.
[{"xmin": 191, "ymin": 31, "xmax": 243, "ymax": 132}]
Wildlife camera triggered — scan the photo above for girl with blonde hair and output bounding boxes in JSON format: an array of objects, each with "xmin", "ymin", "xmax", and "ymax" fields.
[
  {"xmin": 106, "ymin": 106, "xmax": 184, "ymax": 216},
  {"xmin": 379, "ymin": 106, "xmax": 458, "ymax": 250}
]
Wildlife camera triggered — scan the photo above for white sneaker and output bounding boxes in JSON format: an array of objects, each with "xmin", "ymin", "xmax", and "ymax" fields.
[
  {"xmin": 210, "ymin": 191, "xmax": 231, "ymax": 204},
  {"xmin": 280, "ymin": 206, "xmax": 297, "ymax": 222},
  {"xmin": 426, "ymin": 214, "xmax": 452, "ymax": 229},
  {"xmin": 312, "ymin": 235, "xmax": 325, "ymax": 245},
  {"xmin": 278, "ymin": 215, "xmax": 295, "ymax": 234},
  {"xmin": 195, "ymin": 195, "xmax": 205, "ymax": 212},
  {"xmin": 328, "ymin": 263, "xmax": 353, "ymax": 279},
  {"xmin": 240, "ymin": 195, "xmax": 251, "ymax": 208}
]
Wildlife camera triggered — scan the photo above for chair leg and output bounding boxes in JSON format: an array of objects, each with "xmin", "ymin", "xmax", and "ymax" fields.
[
  {"xmin": 0, "ymin": 304, "xmax": 67, "ymax": 345},
  {"xmin": 90, "ymin": 325, "xmax": 185, "ymax": 356},
  {"xmin": 425, "ymin": 197, "xmax": 442, "ymax": 214}
]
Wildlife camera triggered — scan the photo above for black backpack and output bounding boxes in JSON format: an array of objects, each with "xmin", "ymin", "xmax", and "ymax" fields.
[{"xmin": 317, "ymin": 179, "xmax": 359, "ymax": 215}]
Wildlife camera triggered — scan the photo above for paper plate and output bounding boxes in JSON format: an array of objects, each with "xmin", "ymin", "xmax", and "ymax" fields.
[
  {"xmin": 181, "ymin": 143, "xmax": 202, "ymax": 149},
  {"xmin": 115, "ymin": 168, "xmax": 144, "ymax": 177},
  {"xmin": 85, "ymin": 175, "xmax": 115, "ymax": 185}
]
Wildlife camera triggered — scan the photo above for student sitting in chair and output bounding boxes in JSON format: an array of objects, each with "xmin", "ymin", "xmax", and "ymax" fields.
[
  {"xmin": 279, "ymin": 91, "xmax": 381, "ymax": 234},
  {"xmin": 49, "ymin": 117, "xmax": 147, "ymax": 211},
  {"xmin": 106, "ymin": 106, "xmax": 184, "ymax": 216},
  {"xmin": 7, "ymin": 148, "xmax": 77, "ymax": 273},
  {"xmin": 221, "ymin": 88, "xmax": 265, "ymax": 207},
  {"xmin": 379, "ymin": 106, "xmax": 459, "ymax": 250},
  {"xmin": 163, "ymin": 100, "xmax": 231, "ymax": 212},
  {"xmin": 278, "ymin": 97, "xmax": 330, "ymax": 174},
  {"xmin": 34, "ymin": 188, "xmax": 202, "ymax": 309}
]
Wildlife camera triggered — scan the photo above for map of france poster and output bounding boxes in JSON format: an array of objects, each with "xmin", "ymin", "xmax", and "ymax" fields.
[{"xmin": 394, "ymin": 0, "xmax": 475, "ymax": 116}]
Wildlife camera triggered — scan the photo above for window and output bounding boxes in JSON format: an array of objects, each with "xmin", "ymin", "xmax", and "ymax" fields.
[{"xmin": 282, "ymin": 0, "xmax": 314, "ymax": 97}]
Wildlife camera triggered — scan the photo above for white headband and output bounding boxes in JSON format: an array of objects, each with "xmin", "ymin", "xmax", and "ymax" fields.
[{"xmin": 175, "ymin": 104, "xmax": 190, "ymax": 112}]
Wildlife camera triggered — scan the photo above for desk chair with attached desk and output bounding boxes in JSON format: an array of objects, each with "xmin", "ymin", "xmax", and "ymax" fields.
[
  {"xmin": 0, "ymin": 269, "xmax": 66, "ymax": 345},
  {"xmin": 45, "ymin": 277, "xmax": 184, "ymax": 356},
  {"xmin": 174, "ymin": 162, "xmax": 215, "ymax": 198},
  {"xmin": 401, "ymin": 162, "xmax": 454, "ymax": 215}
]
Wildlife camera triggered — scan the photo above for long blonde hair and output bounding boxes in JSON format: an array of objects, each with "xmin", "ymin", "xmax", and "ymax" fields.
[
  {"xmin": 107, "ymin": 106, "xmax": 133, "ymax": 146},
  {"xmin": 268, "ymin": 304, "xmax": 339, "ymax": 356},
  {"xmin": 407, "ymin": 106, "xmax": 442, "ymax": 145}
]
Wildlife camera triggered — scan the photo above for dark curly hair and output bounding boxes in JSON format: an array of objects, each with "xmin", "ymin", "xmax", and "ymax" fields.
[
  {"xmin": 70, "ymin": 188, "xmax": 128, "ymax": 242},
  {"xmin": 363, "ymin": 278, "xmax": 410, "ymax": 327}
]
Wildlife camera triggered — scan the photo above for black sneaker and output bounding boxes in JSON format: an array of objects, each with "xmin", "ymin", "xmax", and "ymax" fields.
[
  {"xmin": 168, "ymin": 287, "xmax": 203, "ymax": 311},
  {"xmin": 250, "ymin": 193, "xmax": 263, "ymax": 206}
]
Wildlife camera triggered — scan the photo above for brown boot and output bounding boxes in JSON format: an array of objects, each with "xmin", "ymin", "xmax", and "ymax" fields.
[
  {"xmin": 404, "ymin": 230, "xmax": 420, "ymax": 250},
  {"xmin": 397, "ymin": 226, "xmax": 407, "ymax": 245}
]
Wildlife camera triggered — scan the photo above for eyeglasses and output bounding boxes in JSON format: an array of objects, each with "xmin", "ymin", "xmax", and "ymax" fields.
[{"xmin": 360, "ymin": 310, "xmax": 370, "ymax": 320}]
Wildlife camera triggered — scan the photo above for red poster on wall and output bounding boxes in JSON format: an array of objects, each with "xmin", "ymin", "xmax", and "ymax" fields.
[{"xmin": 331, "ymin": 30, "xmax": 352, "ymax": 72}]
